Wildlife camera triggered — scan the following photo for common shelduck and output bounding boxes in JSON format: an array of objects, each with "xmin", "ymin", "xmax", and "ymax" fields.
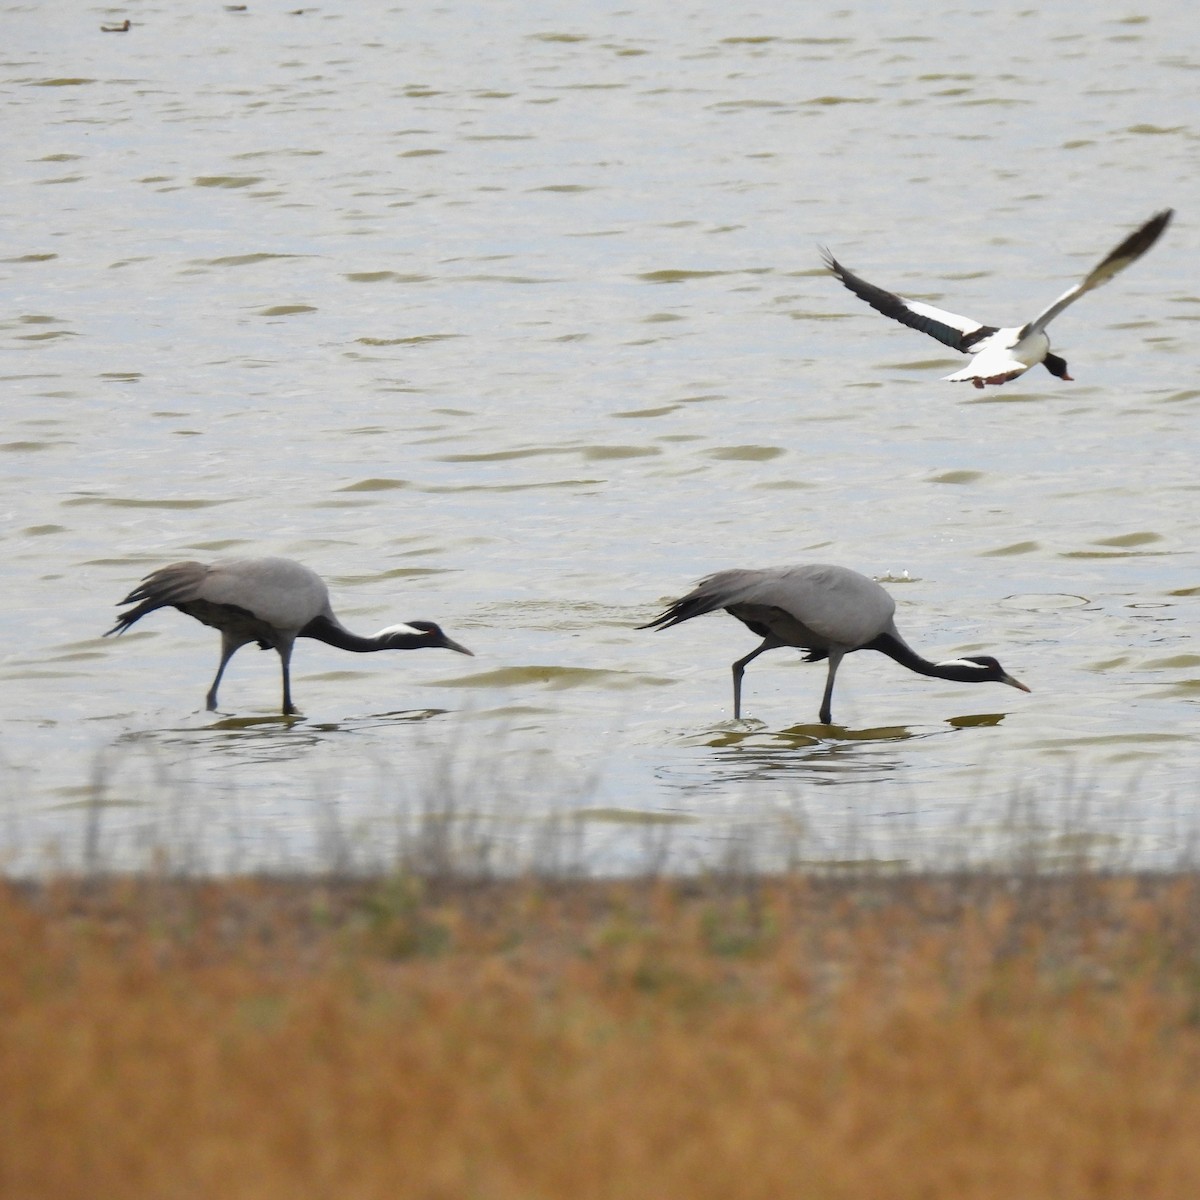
[{"xmin": 822, "ymin": 209, "xmax": 1172, "ymax": 387}]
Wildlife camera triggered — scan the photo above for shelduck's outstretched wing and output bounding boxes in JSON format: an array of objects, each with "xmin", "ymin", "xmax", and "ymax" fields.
[
  {"xmin": 821, "ymin": 248, "xmax": 998, "ymax": 354},
  {"xmin": 1020, "ymin": 209, "xmax": 1173, "ymax": 338}
]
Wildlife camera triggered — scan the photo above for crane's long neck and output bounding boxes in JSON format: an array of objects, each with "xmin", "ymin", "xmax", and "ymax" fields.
[
  {"xmin": 867, "ymin": 632, "xmax": 984, "ymax": 683},
  {"xmin": 299, "ymin": 613, "xmax": 387, "ymax": 654}
]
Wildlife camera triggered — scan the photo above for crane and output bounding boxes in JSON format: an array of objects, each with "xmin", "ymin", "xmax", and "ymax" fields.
[
  {"xmin": 640, "ymin": 563, "xmax": 1028, "ymax": 723},
  {"xmin": 106, "ymin": 556, "xmax": 472, "ymax": 715}
]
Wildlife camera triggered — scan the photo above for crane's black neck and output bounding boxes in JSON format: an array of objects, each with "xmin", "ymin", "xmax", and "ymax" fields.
[
  {"xmin": 299, "ymin": 614, "xmax": 389, "ymax": 654},
  {"xmin": 866, "ymin": 632, "xmax": 987, "ymax": 683}
]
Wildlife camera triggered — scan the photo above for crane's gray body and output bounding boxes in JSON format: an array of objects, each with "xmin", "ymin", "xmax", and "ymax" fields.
[
  {"xmin": 675, "ymin": 564, "xmax": 899, "ymax": 653},
  {"xmin": 119, "ymin": 558, "xmax": 334, "ymax": 644}
]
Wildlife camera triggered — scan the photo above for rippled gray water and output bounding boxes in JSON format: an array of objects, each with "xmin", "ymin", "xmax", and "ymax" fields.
[{"xmin": 2, "ymin": 1, "xmax": 1196, "ymax": 872}]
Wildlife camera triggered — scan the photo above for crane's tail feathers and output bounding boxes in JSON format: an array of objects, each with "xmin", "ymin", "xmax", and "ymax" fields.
[
  {"xmin": 637, "ymin": 592, "xmax": 722, "ymax": 631},
  {"xmin": 105, "ymin": 596, "xmax": 177, "ymax": 637},
  {"xmin": 639, "ymin": 570, "xmax": 754, "ymax": 631},
  {"xmin": 105, "ymin": 561, "xmax": 208, "ymax": 637}
]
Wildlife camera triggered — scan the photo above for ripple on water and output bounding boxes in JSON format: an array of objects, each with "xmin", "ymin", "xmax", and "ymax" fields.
[
  {"xmin": 356, "ymin": 334, "xmax": 463, "ymax": 345},
  {"xmin": 4, "ymin": 1, "xmax": 1196, "ymax": 872},
  {"xmin": 1062, "ymin": 531, "xmax": 1169, "ymax": 558},
  {"xmin": 1000, "ymin": 593, "xmax": 1091, "ymax": 611},
  {"xmin": 61, "ymin": 496, "xmax": 231, "ymax": 510},
  {"xmin": 705, "ymin": 445, "xmax": 786, "ymax": 461},
  {"xmin": 336, "ymin": 478, "xmax": 410, "ymax": 492},
  {"xmin": 572, "ymin": 808, "xmax": 698, "ymax": 825},
  {"xmin": 927, "ymin": 469, "xmax": 986, "ymax": 484},
  {"xmin": 611, "ymin": 405, "xmax": 684, "ymax": 418},
  {"xmin": 432, "ymin": 665, "xmax": 672, "ymax": 691},
  {"xmin": 192, "ymin": 252, "xmax": 302, "ymax": 266}
]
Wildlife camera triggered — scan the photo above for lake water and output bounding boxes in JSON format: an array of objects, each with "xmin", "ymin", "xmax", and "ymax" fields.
[{"xmin": 2, "ymin": 0, "xmax": 1196, "ymax": 874}]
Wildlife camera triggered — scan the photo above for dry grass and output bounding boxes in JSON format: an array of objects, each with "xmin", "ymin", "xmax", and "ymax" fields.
[{"xmin": 5, "ymin": 870, "xmax": 1200, "ymax": 1199}]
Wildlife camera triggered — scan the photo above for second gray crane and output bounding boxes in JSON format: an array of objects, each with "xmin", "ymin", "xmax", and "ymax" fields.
[{"xmin": 640, "ymin": 562, "xmax": 1029, "ymax": 724}]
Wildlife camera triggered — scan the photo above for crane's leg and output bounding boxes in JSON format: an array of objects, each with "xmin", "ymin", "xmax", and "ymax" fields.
[
  {"xmin": 730, "ymin": 640, "xmax": 773, "ymax": 719},
  {"xmin": 206, "ymin": 636, "xmax": 243, "ymax": 711},
  {"xmin": 277, "ymin": 642, "xmax": 297, "ymax": 716},
  {"xmin": 818, "ymin": 651, "xmax": 845, "ymax": 725}
]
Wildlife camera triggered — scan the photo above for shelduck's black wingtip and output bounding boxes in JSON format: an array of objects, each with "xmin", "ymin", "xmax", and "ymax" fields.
[
  {"xmin": 1145, "ymin": 208, "xmax": 1174, "ymax": 237},
  {"xmin": 1111, "ymin": 208, "xmax": 1175, "ymax": 266}
]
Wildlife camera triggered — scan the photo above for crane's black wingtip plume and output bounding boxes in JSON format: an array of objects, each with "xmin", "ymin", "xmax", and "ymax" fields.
[
  {"xmin": 636, "ymin": 612, "xmax": 670, "ymax": 631},
  {"xmin": 637, "ymin": 601, "xmax": 697, "ymax": 631},
  {"xmin": 104, "ymin": 608, "xmax": 142, "ymax": 638}
]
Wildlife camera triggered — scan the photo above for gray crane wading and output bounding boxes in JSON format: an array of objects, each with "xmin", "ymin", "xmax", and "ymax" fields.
[
  {"xmin": 106, "ymin": 557, "xmax": 473, "ymax": 715},
  {"xmin": 640, "ymin": 563, "xmax": 1029, "ymax": 724}
]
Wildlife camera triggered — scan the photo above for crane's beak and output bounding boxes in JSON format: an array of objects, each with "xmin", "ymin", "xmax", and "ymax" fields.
[
  {"xmin": 1002, "ymin": 672, "xmax": 1031, "ymax": 693},
  {"xmin": 442, "ymin": 636, "xmax": 474, "ymax": 656}
]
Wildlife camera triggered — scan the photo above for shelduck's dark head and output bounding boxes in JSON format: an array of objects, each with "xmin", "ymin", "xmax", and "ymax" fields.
[{"xmin": 1043, "ymin": 352, "xmax": 1072, "ymax": 381}]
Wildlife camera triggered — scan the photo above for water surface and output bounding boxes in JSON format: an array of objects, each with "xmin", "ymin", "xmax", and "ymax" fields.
[{"xmin": 2, "ymin": 0, "xmax": 1196, "ymax": 871}]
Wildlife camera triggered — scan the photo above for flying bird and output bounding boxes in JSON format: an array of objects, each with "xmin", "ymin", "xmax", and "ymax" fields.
[
  {"xmin": 105, "ymin": 556, "xmax": 473, "ymax": 714},
  {"xmin": 640, "ymin": 563, "xmax": 1029, "ymax": 724},
  {"xmin": 822, "ymin": 209, "xmax": 1172, "ymax": 387}
]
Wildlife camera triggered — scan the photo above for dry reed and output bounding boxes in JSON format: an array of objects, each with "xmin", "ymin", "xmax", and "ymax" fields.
[{"xmin": 4, "ymin": 870, "xmax": 1200, "ymax": 1199}]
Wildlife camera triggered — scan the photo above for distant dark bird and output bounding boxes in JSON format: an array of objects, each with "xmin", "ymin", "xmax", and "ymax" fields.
[
  {"xmin": 822, "ymin": 209, "xmax": 1172, "ymax": 387},
  {"xmin": 640, "ymin": 563, "xmax": 1029, "ymax": 724},
  {"xmin": 100, "ymin": 19, "xmax": 131, "ymax": 32},
  {"xmin": 106, "ymin": 557, "xmax": 473, "ymax": 715}
]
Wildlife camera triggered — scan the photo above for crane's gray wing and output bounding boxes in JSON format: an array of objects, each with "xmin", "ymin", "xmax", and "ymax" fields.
[
  {"xmin": 1020, "ymin": 209, "xmax": 1173, "ymax": 338},
  {"xmin": 821, "ymin": 248, "xmax": 997, "ymax": 353},
  {"xmin": 640, "ymin": 564, "xmax": 896, "ymax": 650},
  {"xmin": 202, "ymin": 558, "xmax": 332, "ymax": 632},
  {"xmin": 725, "ymin": 564, "xmax": 896, "ymax": 648}
]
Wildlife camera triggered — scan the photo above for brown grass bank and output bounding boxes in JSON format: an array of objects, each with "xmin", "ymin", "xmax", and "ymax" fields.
[{"xmin": 4, "ymin": 870, "xmax": 1200, "ymax": 1199}]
